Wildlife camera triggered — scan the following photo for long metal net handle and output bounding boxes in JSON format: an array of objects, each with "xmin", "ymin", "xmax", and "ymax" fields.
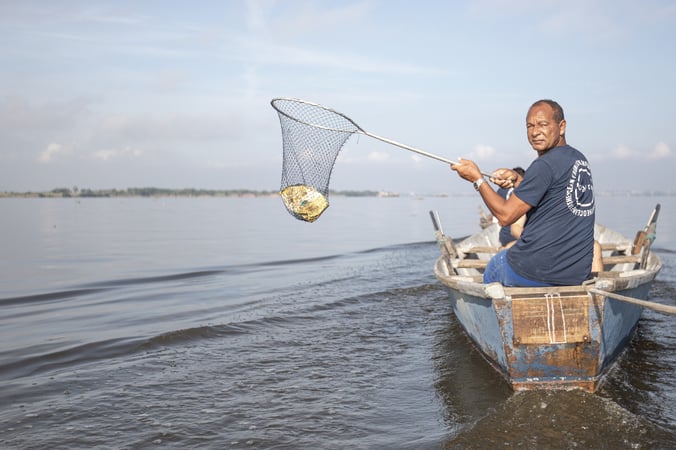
[{"xmin": 271, "ymin": 98, "xmax": 492, "ymax": 177}]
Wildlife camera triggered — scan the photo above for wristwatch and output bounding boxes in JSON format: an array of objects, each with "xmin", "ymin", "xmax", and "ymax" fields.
[{"xmin": 473, "ymin": 178, "xmax": 485, "ymax": 191}]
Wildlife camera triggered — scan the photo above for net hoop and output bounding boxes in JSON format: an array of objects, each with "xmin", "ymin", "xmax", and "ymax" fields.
[{"xmin": 270, "ymin": 98, "xmax": 365, "ymax": 135}]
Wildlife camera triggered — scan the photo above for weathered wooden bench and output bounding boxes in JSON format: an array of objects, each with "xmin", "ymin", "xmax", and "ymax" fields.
[{"xmin": 455, "ymin": 244, "xmax": 641, "ymax": 269}]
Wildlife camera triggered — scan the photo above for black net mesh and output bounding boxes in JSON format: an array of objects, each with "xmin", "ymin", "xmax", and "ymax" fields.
[{"xmin": 271, "ymin": 98, "xmax": 361, "ymax": 222}]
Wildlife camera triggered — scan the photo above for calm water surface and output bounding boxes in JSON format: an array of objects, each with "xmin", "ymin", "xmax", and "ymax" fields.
[{"xmin": 1, "ymin": 195, "xmax": 675, "ymax": 449}]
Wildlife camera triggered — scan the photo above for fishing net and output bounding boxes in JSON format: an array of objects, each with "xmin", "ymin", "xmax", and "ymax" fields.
[
  {"xmin": 271, "ymin": 97, "xmax": 476, "ymax": 222},
  {"xmin": 271, "ymin": 98, "xmax": 362, "ymax": 222}
]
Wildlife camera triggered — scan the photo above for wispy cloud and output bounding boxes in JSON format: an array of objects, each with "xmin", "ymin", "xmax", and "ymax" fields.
[
  {"xmin": 263, "ymin": 0, "xmax": 374, "ymax": 37},
  {"xmin": 463, "ymin": 0, "xmax": 664, "ymax": 42},
  {"xmin": 92, "ymin": 147, "xmax": 142, "ymax": 161},
  {"xmin": 38, "ymin": 143, "xmax": 73, "ymax": 163},
  {"xmin": 240, "ymin": 1, "xmax": 443, "ymax": 75},
  {"xmin": 601, "ymin": 142, "xmax": 673, "ymax": 161},
  {"xmin": 649, "ymin": 142, "xmax": 672, "ymax": 160},
  {"xmin": 367, "ymin": 151, "xmax": 390, "ymax": 162},
  {"xmin": 96, "ymin": 113, "xmax": 241, "ymax": 142},
  {"xmin": 470, "ymin": 144, "xmax": 497, "ymax": 161},
  {"xmin": 240, "ymin": 37, "xmax": 443, "ymax": 76}
]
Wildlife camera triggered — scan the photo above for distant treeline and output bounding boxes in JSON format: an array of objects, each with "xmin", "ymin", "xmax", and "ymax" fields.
[{"xmin": 0, "ymin": 187, "xmax": 384, "ymax": 198}]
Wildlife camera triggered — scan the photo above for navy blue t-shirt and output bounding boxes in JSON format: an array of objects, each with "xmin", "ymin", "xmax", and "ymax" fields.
[{"xmin": 506, "ymin": 145, "xmax": 595, "ymax": 285}]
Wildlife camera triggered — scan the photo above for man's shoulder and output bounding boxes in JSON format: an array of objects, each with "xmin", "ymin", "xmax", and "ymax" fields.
[
  {"xmin": 546, "ymin": 145, "xmax": 588, "ymax": 162},
  {"xmin": 557, "ymin": 144, "xmax": 586, "ymax": 156}
]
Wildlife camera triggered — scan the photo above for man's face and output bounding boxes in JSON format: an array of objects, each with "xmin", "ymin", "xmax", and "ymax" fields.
[{"xmin": 526, "ymin": 103, "xmax": 566, "ymax": 154}]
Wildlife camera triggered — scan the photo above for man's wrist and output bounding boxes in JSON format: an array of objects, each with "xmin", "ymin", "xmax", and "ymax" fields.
[{"xmin": 473, "ymin": 178, "xmax": 485, "ymax": 191}]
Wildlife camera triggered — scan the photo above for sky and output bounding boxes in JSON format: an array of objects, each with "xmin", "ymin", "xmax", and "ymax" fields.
[{"xmin": 1, "ymin": 0, "xmax": 675, "ymax": 195}]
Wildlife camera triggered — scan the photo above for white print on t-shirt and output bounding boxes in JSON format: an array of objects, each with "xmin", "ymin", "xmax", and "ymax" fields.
[{"xmin": 566, "ymin": 159, "xmax": 595, "ymax": 217}]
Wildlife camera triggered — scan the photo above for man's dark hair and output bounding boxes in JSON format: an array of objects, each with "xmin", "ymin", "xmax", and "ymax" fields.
[
  {"xmin": 531, "ymin": 99, "xmax": 565, "ymax": 122},
  {"xmin": 512, "ymin": 166, "xmax": 525, "ymax": 176}
]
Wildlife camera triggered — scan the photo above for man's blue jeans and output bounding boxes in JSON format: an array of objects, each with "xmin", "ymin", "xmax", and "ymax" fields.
[{"xmin": 483, "ymin": 250, "xmax": 552, "ymax": 287}]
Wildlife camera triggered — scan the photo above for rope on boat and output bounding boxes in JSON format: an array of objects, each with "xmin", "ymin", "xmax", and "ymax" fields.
[{"xmin": 588, "ymin": 288, "xmax": 676, "ymax": 315}]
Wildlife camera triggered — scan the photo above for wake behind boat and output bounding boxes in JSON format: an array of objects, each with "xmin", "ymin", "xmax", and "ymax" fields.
[{"xmin": 430, "ymin": 205, "xmax": 663, "ymax": 392}]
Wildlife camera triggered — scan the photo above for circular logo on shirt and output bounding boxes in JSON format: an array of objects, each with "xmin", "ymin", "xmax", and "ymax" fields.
[{"xmin": 566, "ymin": 160, "xmax": 594, "ymax": 217}]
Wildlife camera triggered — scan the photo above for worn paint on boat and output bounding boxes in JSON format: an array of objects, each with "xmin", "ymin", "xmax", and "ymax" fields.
[{"xmin": 430, "ymin": 206, "xmax": 662, "ymax": 392}]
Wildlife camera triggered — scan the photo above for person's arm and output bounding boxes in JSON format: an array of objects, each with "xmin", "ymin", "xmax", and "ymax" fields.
[
  {"xmin": 450, "ymin": 159, "xmax": 531, "ymax": 226},
  {"xmin": 488, "ymin": 191, "xmax": 530, "ymax": 227},
  {"xmin": 510, "ymin": 213, "xmax": 526, "ymax": 239}
]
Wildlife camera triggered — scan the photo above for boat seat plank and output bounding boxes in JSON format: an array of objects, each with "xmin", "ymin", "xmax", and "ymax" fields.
[
  {"xmin": 591, "ymin": 271, "xmax": 622, "ymax": 278},
  {"xmin": 602, "ymin": 255, "xmax": 641, "ymax": 265},
  {"xmin": 600, "ymin": 243, "xmax": 630, "ymax": 252},
  {"xmin": 456, "ymin": 254, "xmax": 639, "ymax": 269},
  {"xmin": 456, "ymin": 259, "xmax": 489, "ymax": 269},
  {"xmin": 464, "ymin": 243, "xmax": 627, "ymax": 254},
  {"xmin": 463, "ymin": 246, "xmax": 500, "ymax": 255}
]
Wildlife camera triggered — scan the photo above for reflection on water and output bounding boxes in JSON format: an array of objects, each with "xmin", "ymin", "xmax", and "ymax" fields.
[
  {"xmin": 432, "ymin": 313, "xmax": 512, "ymax": 428},
  {"xmin": 599, "ymin": 279, "xmax": 676, "ymax": 431},
  {"xmin": 445, "ymin": 389, "xmax": 676, "ymax": 449}
]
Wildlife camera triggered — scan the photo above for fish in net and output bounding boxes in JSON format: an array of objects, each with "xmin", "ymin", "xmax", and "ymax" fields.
[
  {"xmin": 272, "ymin": 98, "xmax": 360, "ymax": 222},
  {"xmin": 279, "ymin": 184, "xmax": 329, "ymax": 223}
]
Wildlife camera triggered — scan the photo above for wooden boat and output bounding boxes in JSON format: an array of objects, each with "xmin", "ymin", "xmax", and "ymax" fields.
[{"xmin": 430, "ymin": 205, "xmax": 663, "ymax": 392}]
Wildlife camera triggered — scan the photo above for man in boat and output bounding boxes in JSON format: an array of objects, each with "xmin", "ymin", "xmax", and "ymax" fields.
[{"xmin": 451, "ymin": 99, "xmax": 596, "ymax": 287}]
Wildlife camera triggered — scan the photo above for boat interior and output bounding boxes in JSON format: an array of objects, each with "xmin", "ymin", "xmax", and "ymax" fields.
[{"xmin": 436, "ymin": 223, "xmax": 657, "ymax": 284}]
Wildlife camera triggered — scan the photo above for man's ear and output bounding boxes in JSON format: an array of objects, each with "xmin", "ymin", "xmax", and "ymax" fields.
[{"xmin": 559, "ymin": 119, "xmax": 567, "ymax": 136}]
